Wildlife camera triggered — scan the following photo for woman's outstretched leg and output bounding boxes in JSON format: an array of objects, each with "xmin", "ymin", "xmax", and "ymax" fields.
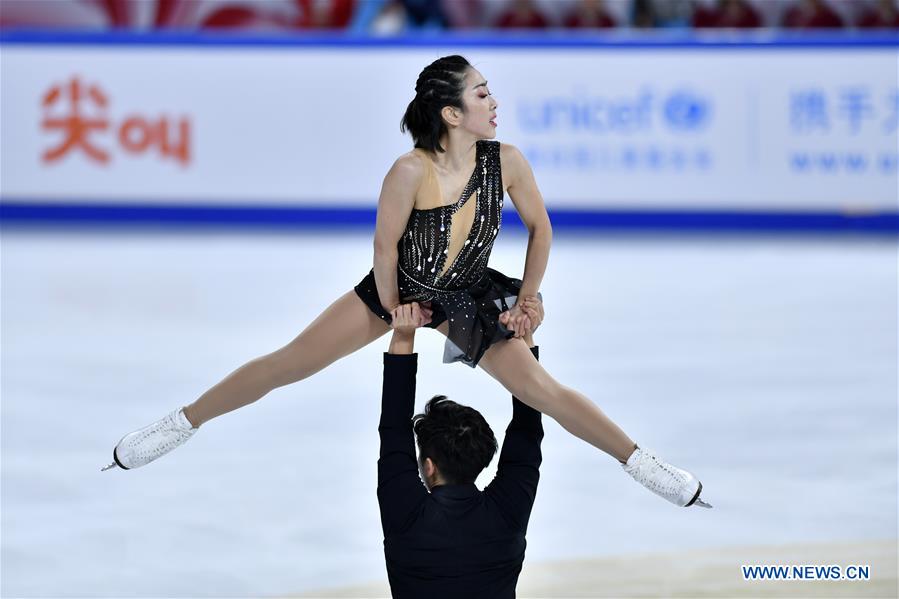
[
  {"xmin": 435, "ymin": 324, "xmax": 710, "ymax": 508},
  {"xmin": 184, "ymin": 290, "xmax": 391, "ymax": 427},
  {"xmin": 105, "ymin": 291, "xmax": 390, "ymax": 470},
  {"xmin": 478, "ymin": 336, "xmax": 637, "ymax": 463}
]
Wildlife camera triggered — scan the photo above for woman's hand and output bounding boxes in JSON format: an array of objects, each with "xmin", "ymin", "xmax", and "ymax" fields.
[
  {"xmin": 501, "ymin": 305, "xmax": 530, "ymax": 338},
  {"xmin": 520, "ymin": 296, "xmax": 544, "ymax": 331},
  {"xmin": 519, "ymin": 297, "xmax": 543, "ymax": 347},
  {"xmin": 499, "ymin": 295, "xmax": 544, "ymax": 339},
  {"xmin": 418, "ymin": 301, "xmax": 434, "ymax": 325},
  {"xmin": 390, "ymin": 302, "xmax": 432, "ymax": 333},
  {"xmin": 384, "ymin": 300, "xmax": 433, "ymax": 326},
  {"xmin": 388, "ymin": 302, "xmax": 430, "ymax": 354}
]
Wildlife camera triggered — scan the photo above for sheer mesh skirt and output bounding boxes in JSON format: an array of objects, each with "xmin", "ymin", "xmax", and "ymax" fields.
[{"xmin": 354, "ymin": 267, "xmax": 537, "ymax": 368}]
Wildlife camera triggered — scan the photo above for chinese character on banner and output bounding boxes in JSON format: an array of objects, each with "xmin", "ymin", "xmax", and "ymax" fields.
[
  {"xmin": 790, "ymin": 90, "xmax": 829, "ymax": 132},
  {"xmin": 42, "ymin": 77, "xmax": 110, "ymax": 164},
  {"xmin": 884, "ymin": 89, "xmax": 899, "ymax": 134},
  {"xmin": 837, "ymin": 87, "xmax": 875, "ymax": 134},
  {"xmin": 40, "ymin": 76, "xmax": 191, "ymax": 167}
]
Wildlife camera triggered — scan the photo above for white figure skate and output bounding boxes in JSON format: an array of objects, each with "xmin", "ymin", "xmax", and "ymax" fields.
[
  {"xmin": 622, "ymin": 446, "xmax": 712, "ymax": 508},
  {"xmin": 101, "ymin": 408, "xmax": 196, "ymax": 471}
]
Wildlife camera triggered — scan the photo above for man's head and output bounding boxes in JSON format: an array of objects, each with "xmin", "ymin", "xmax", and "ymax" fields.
[{"xmin": 413, "ymin": 395, "xmax": 498, "ymax": 490}]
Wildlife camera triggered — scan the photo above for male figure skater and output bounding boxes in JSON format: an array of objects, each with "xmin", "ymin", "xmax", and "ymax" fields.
[{"xmin": 377, "ymin": 301, "xmax": 543, "ymax": 598}]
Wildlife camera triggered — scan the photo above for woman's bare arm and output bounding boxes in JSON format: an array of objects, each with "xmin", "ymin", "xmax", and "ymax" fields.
[
  {"xmin": 373, "ymin": 153, "xmax": 423, "ymax": 313},
  {"xmin": 501, "ymin": 143, "xmax": 552, "ymax": 300}
]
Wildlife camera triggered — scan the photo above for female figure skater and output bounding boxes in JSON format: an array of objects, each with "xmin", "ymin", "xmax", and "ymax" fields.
[{"xmin": 104, "ymin": 55, "xmax": 710, "ymax": 509}]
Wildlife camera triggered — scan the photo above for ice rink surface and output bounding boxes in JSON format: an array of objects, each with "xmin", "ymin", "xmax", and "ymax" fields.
[{"xmin": 2, "ymin": 229, "xmax": 897, "ymax": 597}]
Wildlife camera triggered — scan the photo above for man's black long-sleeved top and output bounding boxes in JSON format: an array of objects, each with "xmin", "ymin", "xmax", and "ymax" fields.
[{"xmin": 377, "ymin": 348, "xmax": 543, "ymax": 599}]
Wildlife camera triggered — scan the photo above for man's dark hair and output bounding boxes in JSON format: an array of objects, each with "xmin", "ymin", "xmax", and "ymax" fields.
[
  {"xmin": 413, "ymin": 395, "xmax": 497, "ymax": 485},
  {"xmin": 400, "ymin": 55, "xmax": 472, "ymax": 154}
]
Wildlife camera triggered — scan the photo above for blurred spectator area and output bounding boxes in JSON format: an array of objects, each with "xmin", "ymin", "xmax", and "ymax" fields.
[{"xmin": 0, "ymin": 0, "xmax": 897, "ymax": 32}]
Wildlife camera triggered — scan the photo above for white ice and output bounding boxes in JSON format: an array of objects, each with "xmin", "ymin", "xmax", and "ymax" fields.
[{"xmin": 1, "ymin": 229, "xmax": 896, "ymax": 597}]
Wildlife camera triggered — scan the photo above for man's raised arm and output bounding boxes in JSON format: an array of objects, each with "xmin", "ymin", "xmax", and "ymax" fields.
[
  {"xmin": 377, "ymin": 303, "xmax": 430, "ymax": 536},
  {"xmin": 486, "ymin": 301, "xmax": 545, "ymax": 530}
]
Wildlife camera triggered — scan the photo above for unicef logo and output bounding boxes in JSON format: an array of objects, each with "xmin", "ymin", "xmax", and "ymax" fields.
[{"xmin": 663, "ymin": 91, "xmax": 711, "ymax": 131}]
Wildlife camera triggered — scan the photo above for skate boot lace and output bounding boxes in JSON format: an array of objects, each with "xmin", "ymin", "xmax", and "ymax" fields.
[
  {"xmin": 624, "ymin": 448, "xmax": 692, "ymax": 503},
  {"xmin": 121, "ymin": 410, "xmax": 195, "ymax": 465}
]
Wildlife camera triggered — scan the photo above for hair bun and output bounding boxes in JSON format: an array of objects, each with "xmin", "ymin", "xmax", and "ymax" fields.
[{"xmin": 400, "ymin": 55, "xmax": 472, "ymax": 154}]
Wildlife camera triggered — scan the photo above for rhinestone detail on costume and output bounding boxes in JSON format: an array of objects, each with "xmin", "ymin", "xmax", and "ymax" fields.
[{"xmin": 397, "ymin": 140, "xmax": 503, "ymax": 300}]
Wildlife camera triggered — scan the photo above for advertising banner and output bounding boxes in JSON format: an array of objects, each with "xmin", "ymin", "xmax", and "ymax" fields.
[{"xmin": 1, "ymin": 38, "xmax": 896, "ymax": 213}]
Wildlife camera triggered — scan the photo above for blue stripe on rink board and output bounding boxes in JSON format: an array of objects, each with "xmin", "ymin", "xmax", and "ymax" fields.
[
  {"xmin": 1, "ymin": 30, "xmax": 897, "ymax": 49},
  {"xmin": 1, "ymin": 201, "xmax": 897, "ymax": 234}
]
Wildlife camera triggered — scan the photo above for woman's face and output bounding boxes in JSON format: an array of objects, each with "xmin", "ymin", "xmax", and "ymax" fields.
[{"xmin": 457, "ymin": 67, "xmax": 499, "ymax": 140}]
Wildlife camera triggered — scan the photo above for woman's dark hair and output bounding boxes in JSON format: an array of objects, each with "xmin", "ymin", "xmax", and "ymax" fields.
[
  {"xmin": 413, "ymin": 395, "xmax": 497, "ymax": 485},
  {"xmin": 401, "ymin": 55, "xmax": 472, "ymax": 154}
]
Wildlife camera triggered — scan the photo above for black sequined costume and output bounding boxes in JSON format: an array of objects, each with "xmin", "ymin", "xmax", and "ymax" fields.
[{"xmin": 355, "ymin": 139, "xmax": 538, "ymax": 368}]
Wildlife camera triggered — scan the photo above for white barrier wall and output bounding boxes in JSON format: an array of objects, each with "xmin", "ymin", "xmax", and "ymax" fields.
[{"xmin": 1, "ymin": 41, "xmax": 896, "ymax": 211}]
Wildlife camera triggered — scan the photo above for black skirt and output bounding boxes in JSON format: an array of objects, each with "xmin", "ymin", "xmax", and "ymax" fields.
[{"xmin": 354, "ymin": 267, "xmax": 537, "ymax": 368}]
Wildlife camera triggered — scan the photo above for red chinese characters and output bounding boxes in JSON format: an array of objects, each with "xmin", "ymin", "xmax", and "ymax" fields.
[
  {"xmin": 42, "ymin": 78, "xmax": 110, "ymax": 163},
  {"xmin": 41, "ymin": 76, "xmax": 191, "ymax": 167}
]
